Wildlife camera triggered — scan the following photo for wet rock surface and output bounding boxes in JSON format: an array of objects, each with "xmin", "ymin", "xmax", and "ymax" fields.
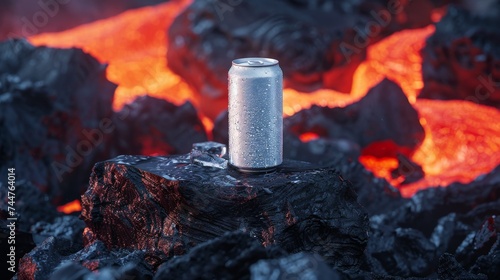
[
  {"xmin": 11, "ymin": 154, "xmax": 500, "ymax": 279},
  {"xmin": 80, "ymin": 154, "xmax": 369, "ymax": 274}
]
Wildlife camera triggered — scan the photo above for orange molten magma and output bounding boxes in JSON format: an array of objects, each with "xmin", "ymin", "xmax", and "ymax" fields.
[
  {"xmin": 57, "ymin": 199, "xmax": 82, "ymax": 214},
  {"xmin": 30, "ymin": 0, "xmax": 500, "ymax": 199}
]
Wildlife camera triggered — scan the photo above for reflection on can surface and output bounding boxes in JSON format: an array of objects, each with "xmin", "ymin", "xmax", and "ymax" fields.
[{"xmin": 228, "ymin": 57, "xmax": 283, "ymax": 172}]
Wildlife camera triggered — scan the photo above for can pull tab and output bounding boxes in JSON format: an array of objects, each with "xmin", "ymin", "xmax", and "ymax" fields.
[{"xmin": 247, "ymin": 60, "xmax": 264, "ymax": 66}]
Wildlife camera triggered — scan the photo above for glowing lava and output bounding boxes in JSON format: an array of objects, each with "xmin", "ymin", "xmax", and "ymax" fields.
[
  {"xmin": 57, "ymin": 199, "xmax": 82, "ymax": 214},
  {"xmin": 29, "ymin": 0, "xmax": 194, "ymax": 111},
  {"xmin": 28, "ymin": 1, "xmax": 500, "ymax": 196}
]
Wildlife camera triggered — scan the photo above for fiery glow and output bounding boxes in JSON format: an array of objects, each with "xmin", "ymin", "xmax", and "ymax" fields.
[
  {"xmin": 28, "ymin": 2, "xmax": 500, "ymax": 196},
  {"xmin": 30, "ymin": 0, "xmax": 194, "ymax": 111},
  {"xmin": 57, "ymin": 199, "xmax": 82, "ymax": 214},
  {"xmin": 299, "ymin": 132, "xmax": 321, "ymax": 143},
  {"xmin": 357, "ymin": 27, "xmax": 500, "ymax": 196}
]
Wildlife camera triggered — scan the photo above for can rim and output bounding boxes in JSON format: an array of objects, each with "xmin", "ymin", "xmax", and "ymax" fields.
[{"xmin": 232, "ymin": 57, "xmax": 279, "ymax": 67}]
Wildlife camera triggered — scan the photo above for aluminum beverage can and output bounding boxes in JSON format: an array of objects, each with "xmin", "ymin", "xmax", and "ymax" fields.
[{"xmin": 228, "ymin": 57, "xmax": 283, "ymax": 172}]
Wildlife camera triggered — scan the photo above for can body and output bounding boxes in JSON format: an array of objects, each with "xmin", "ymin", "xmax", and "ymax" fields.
[{"xmin": 228, "ymin": 57, "xmax": 283, "ymax": 172}]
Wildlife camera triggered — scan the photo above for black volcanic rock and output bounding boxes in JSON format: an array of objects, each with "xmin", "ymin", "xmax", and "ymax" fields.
[
  {"xmin": 367, "ymin": 165, "xmax": 500, "ymax": 278},
  {"xmin": 81, "ymin": 153, "xmax": 369, "ymax": 273},
  {"xmin": 31, "ymin": 216, "xmax": 85, "ymax": 247},
  {"xmin": 284, "ymin": 79, "xmax": 424, "ymax": 155},
  {"xmin": 0, "ymin": 39, "xmax": 209, "ymax": 205},
  {"xmin": 250, "ymin": 252, "xmax": 342, "ymax": 280},
  {"xmin": 0, "ymin": 39, "xmax": 116, "ymax": 203},
  {"xmin": 167, "ymin": 0, "xmax": 442, "ymax": 117},
  {"xmin": 390, "ymin": 154, "xmax": 425, "ymax": 185},
  {"xmin": 367, "ymin": 228, "xmax": 437, "ymax": 277},
  {"xmin": 18, "ymin": 238, "xmax": 153, "ymax": 280},
  {"xmin": 438, "ymin": 253, "xmax": 487, "ymax": 280},
  {"xmin": 154, "ymin": 231, "xmax": 286, "ymax": 280},
  {"xmin": 420, "ymin": 4, "xmax": 500, "ymax": 107},
  {"xmin": 113, "ymin": 96, "xmax": 208, "ymax": 156}
]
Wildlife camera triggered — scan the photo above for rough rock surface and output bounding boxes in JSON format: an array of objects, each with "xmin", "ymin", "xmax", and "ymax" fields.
[
  {"xmin": 167, "ymin": 0, "xmax": 443, "ymax": 117},
  {"xmin": 81, "ymin": 154, "xmax": 369, "ymax": 273},
  {"xmin": 250, "ymin": 252, "xmax": 342, "ymax": 280},
  {"xmin": 284, "ymin": 79, "xmax": 424, "ymax": 155},
  {"xmin": 420, "ymin": 4, "xmax": 500, "ymax": 107},
  {"xmin": 366, "ymin": 165, "xmax": 500, "ymax": 278},
  {"xmin": 0, "ymin": 39, "xmax": 116, "ymax": 203},
  {"xmin": 154, "ymin": 231, "xmax": 286, "ymax": 280},
  {"xmin": 113, "ymin": 96, "xmax": 207, "ymax": 156},
  {"xmin": 18, "ymin": 238, "xmax": 153, "ymax": 280},
  {"xmin": 0, "ymin": 39, "xmax": 208, "ymax": 204}
]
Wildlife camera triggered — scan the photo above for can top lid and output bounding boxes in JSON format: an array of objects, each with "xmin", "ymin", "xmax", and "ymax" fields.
[{"xmin": 232, "ymin": 57, "xmax": 278, "ymax": 67}]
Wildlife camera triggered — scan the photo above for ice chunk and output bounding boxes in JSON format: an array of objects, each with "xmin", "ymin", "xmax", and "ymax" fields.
[
  {"xmin": 190, "ymin": 149, "xmax": 227, "ymax": 169},
  {"xmin": 192, "ymin": 141, "xmax": 227, "ymax": 157}
]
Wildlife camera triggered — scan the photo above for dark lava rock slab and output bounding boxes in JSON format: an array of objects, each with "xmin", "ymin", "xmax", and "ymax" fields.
[
  {"xmin": 154, "ymin": 231, "xmax": 286, "ymax": 280},
  {"xmin": 81, "ymin": 154, "xmax": 369, "ymax": 272},
  {"xmin": 0, "ymin": 38, "xmax": 116, "ymax": 203},
  {"xmin": 420, "ymin": 4, "xmax": 500, "ymax": 107},
  {"xmin": 113, "ymin": 96, "xmax": 207, "ymax": 156},
  {"xmin": 167, "ymin": 0, "xmax": 441, "ymax": 117}
]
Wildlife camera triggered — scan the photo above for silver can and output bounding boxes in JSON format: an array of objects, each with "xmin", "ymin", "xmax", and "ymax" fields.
[{"xmin": 228, "ymin": 57, "xmax": 283, "ymax": 172}]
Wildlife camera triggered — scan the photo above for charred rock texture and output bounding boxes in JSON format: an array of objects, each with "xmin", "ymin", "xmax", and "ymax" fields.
[
  {"xmin": 81, "ymin": 154, "xmax": 369, "ymax": 273},
  {"xmin": 420, "ymin": 4, "xmax": 500, "ymax": 107},
  {"xmin": 0, "ymin": 39, "xmax": 116, "ymax": 203},
  {"xmin": 284, "ymin": 79, "xmax": 424, "ymax": 156},
  {"xmin": 168, "ymin": 0, "xmax": 441, "ymax": 117},
  {"xmin": 154, "ymin": 231, "xmax": 286, "ymax": 280},
  {"xmin": 113, "ymin": 96, "xmax": 207, "ymax": 156},
  {"xmin": 438, "ymin": 253, "xmax": 487, "ymax": 280},
  {"xmin": 250, "ymin": 252, "xmax": 342, "ymax": 280},
  {"xmin": 31, "ymin": 216, "xmax": 85, "ymax": 247},
  {"xmin": 0, "ymin": 39, "xmax": 209, "ymax": 204},
  {"xmin": 366, "ymin": 165, "xmax": 500, "ymax": 278},
  {"xmin": 18, "ymin": 238, "xmax": 154, "ymax": 280},
  {"xmin": 367, "ymin": 228, "xmax": 437, "ymax": 277}
]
